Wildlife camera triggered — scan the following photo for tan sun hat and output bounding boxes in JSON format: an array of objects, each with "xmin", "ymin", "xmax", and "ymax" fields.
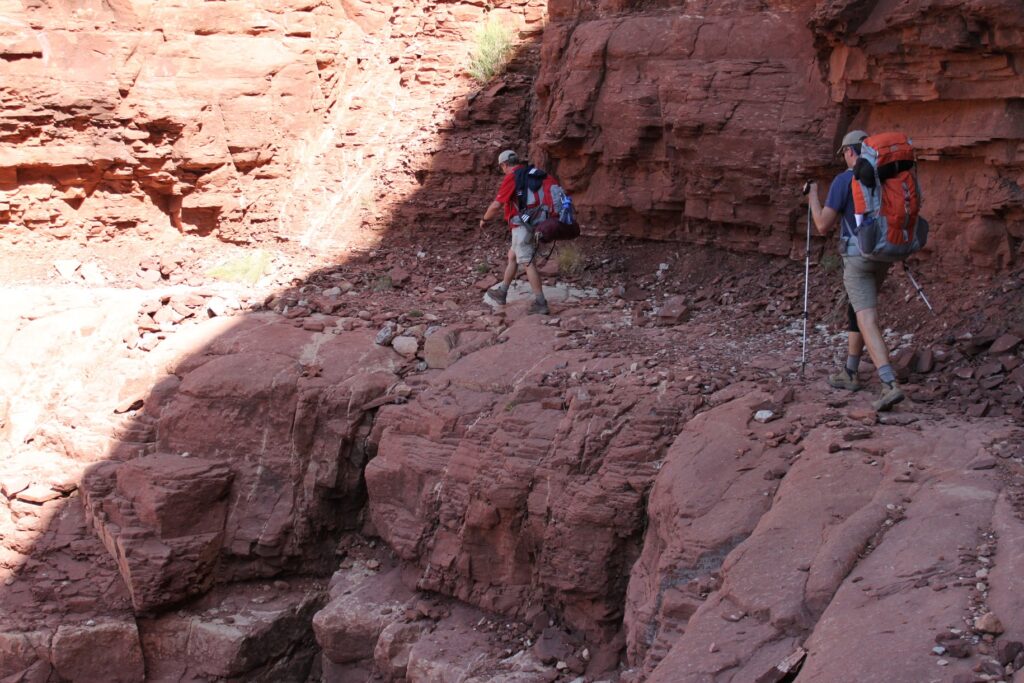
[{"xmin": 836, "ymin": 130, "xmax": 868, "ymax": 155}]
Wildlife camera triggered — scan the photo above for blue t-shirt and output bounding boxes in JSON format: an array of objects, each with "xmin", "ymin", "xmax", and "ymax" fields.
[{"xmin": 825, "ymin": 169, "xmax": 857, "ymax": 241}]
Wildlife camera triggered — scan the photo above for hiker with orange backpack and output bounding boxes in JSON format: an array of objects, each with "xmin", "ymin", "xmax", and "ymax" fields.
[
  {"xmin": 804, "ymin": 129, "xmax": 918, "ymax": 412},
  {"xmin": 479, "ymin": 149, "xmax": 556, "ymax": 315}
]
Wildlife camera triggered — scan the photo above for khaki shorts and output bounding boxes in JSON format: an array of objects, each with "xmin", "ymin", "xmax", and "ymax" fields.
[
  {"xmin": 842, "ymin": 255, "xmax": 891, "ymax": 312},
  {"xmin": 511, "ymin": 226, "xmax": 536, "ymax": 265}
]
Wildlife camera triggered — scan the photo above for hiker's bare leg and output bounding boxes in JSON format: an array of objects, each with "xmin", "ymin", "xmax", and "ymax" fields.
[
  {"xmin": 503, "ymin": 248, "xmax": 517, "ymax": 287},
  {"xmin": 854, "ymin": 308, "xmax": 891, "ymax": 369},
  {"xmin": 847, "ymin": 332, "xmax": 865, "ymax": 358},
  {"xmin": 525, "ymin": 263, "xmax": 543, "ymax": 297}
]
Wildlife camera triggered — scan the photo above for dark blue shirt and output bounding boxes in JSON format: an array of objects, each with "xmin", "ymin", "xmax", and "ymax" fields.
[{"xmin": 826, "ymin": 169, "xmax": 857, "ymax": 241}]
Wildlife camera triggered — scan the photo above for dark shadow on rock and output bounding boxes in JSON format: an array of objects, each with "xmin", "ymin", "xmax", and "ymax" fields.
[{"xmin": 0, "ymin": 6, "xmax": 549, "ymax": 681}]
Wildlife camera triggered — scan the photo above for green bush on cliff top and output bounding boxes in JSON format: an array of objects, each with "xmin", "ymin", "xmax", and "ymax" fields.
[{"xmin": 468, "ymin": 15, "xmax": 515, "ymax": 84}]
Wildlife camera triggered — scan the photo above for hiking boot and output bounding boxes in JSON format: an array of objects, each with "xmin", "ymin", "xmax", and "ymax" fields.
[
  {"xmin": 527, "ymin": 300, "xmax": 549, "ymax": 315},
  {"xmin": 872, "ymin": 381, "xmax": 905, "ymax": 412},
  {"xmin": 827, "ymin": 367, "xmax": 861, "ymax": 392},
  {"xmin": 486, "ymin": 285, "xmax": 507, "ymax": 305}
]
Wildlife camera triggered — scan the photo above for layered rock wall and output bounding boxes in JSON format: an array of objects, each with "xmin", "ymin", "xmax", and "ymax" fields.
[
  {"xmin": 2, "ymin": 0, "xmax": 1020, "ymax": 269},
  {"xmin": 534, "ymin": 0, "xmax": 1024, "ymax": 269},
  {"xmin": 534, "ymin": 1, "xmax": 840, "ymax": 257},
  {"xmin": 811, "ymin": 0, "xmax": 1024, "ymax": 270},
  {"xmin": 0, "ymin": 0, "xmax": 545, "ymax": 249}
]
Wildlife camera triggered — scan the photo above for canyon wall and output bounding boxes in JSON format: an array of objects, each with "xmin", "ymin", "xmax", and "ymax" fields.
[
  {"xmin": 3, "ymin": 0, "xmax": 1024, "ymax": 680},
  {"xmin": 0, "ymin": 0, "xmax": 544, "ymax": 253},
  {"xmin": 533, "ymin": 0, "xmax": 1024, "ymax": 270},
  {"xmin": 3, "ymin": 0, "xmax": 1021, "ymax": 270}
]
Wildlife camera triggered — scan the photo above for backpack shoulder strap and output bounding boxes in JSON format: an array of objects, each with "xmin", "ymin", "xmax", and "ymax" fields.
[{"xmin": 513, "ymin": 165, "xmax": 534, "ymax": 212}]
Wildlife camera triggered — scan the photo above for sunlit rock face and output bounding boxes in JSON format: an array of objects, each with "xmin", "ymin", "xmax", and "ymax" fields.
[
  {"xmin": 533, "ymin": 0, "xmax": 1024, "ymax": 270},
  {"xmin": 0, "ymin": 0, "xmax": 547, "ymax": 250}
]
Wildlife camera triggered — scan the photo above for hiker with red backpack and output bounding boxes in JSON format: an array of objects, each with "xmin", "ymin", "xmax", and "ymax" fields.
[
  {"xmin": 479, "ymin": 149, "xmax": 559, "ymax": 315},
  {"xmin": 804, "ymin": 129, "xmax": 926, "ymax": 412}
]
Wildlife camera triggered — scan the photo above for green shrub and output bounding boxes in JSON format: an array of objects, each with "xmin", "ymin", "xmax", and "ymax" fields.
[
  {"xmin": 207, "ymin": 249, "xmax": 271, "ymax": 286},
  {"xmin": 468, "ymin": 15, "xmax": 515, "ymax": 84}
]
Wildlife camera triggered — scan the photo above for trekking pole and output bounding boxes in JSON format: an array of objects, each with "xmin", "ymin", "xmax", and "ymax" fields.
[
  {"xmin": 800, "ymin": 181, "xmax": 813, "ymax": 377},
  {"xmin": 901, "ymin": 261, "xmax": 935, "ymax": 314}
]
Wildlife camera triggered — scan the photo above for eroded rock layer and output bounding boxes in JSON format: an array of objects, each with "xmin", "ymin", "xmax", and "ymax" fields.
[
  {"xmin": 533, "ymin": 0, "xmax": 1024, "ymax": 270},
  {"xmin": 0, "ymin": 0, "xmax": 545, "ymax": 250}
]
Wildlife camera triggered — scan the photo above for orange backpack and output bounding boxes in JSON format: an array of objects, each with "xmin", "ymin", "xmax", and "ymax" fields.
[{"xmin": 850, "ymin": 132, "xmax": 929, "ymax": 261}]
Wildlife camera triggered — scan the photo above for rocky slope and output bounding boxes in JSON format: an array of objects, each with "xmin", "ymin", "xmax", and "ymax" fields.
[
  {"xmin": 1, "ymin": 0, "xmax": 1024, "ymax": 682},
  {"xmin": 3, "ymin": 235, "xmax": 1023, "ymax": 681}
]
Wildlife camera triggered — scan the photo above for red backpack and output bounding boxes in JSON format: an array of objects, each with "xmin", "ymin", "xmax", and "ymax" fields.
[
  {"xmin": 850, "ymin": 132, "xmax": 929, "ymax": 261},
  {"xmin": 512, "ymin": 165, "xmax": 579, "ymax": 242}
]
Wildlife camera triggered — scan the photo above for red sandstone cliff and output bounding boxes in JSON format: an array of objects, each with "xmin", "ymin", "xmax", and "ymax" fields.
[
  {"xmin": 0, "ymin": 0, "xmax": 543, "ymax": 252},
  {"xmin": 2, "ymin": 0, "xmax": 1021, "ymax": 270},
  {"xmin": 534, "ymin": 0, "xmax": 1023, "ymax": 270}
]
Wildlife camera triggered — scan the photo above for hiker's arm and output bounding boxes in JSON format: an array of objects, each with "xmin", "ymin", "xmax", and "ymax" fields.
[
  {"xmin": 807, "ymin": 182, "xmax": 837, "ymax": 235},
  {"xmin": 480, "ymin": 201, "xmax": 503, "ymax": 227}
]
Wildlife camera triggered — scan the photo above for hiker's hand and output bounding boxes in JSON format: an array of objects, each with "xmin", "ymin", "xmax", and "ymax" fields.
[
  {"xmin": 478, "ymin": 219, "xmax": 486, "ymax": 228},
  {"xmin": 802, "ymin": 180, "xmax": 815, "ymax": 196}
]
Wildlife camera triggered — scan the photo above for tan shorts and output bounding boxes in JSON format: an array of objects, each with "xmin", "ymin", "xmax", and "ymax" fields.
[
  {"xmin": 842, "ymin": 255, "xmax": 891, "ymax": 312},
  {"xmin": 511, "ymin": 226, "xmax": 535, "ymax": 265}
]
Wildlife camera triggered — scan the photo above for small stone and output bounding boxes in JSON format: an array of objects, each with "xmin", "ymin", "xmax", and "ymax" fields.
[
  {"xmin": 15, "ymin": 485, "xmax": 62, "ymax": 504},
  {"xmin": 978, "ymin": 658, "xmax": 1004, "ymax": 676},
  {"xmin": 1, "ymin": 477, "xmax": 31, "ymax": 499},
  {"xmin": 974, "ymin": 612, "xmax": 1004, "ymax": 635},
  {"xmin": 989, "ymin": 334, "xmax": 1022, "ymax": 355},
  {"xmin": 968, "ymin": 455, "xmax": 998, "ymax": 470},
  {"xmin": 753, "ymin": 410, "xmax": 775, "ymax": 423},
  {"xmin": 945, "ymin": 641, "xmax": 971, "ymax": 658},
  {"xmin": 843, "ymin": 427, "xmax": 873, "ymax": 441},
  {"xmin": 366, "ymin": 559, "xmax": 381, "ymax": 570},
  {"xmin": 375, "ymin": 322, "xmax": 396, "ymax": 345},
  {"xmin": 391, "ymin": 335, "xmax": 419, "ymax": 357},
  {"xmin": 996, "ymin": 640, "xmax": 1023, "ymax": 666},
  {"xmin": 967, "ymin": 401, "xmax": 991, "ymax": 418},
  {"xmin": 933, "ymin": 646, "xmax": 947, "ymax": 656},
  {"xmin": 935, "ymin": 658, "xmax": 948, "ymax": 666}
]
